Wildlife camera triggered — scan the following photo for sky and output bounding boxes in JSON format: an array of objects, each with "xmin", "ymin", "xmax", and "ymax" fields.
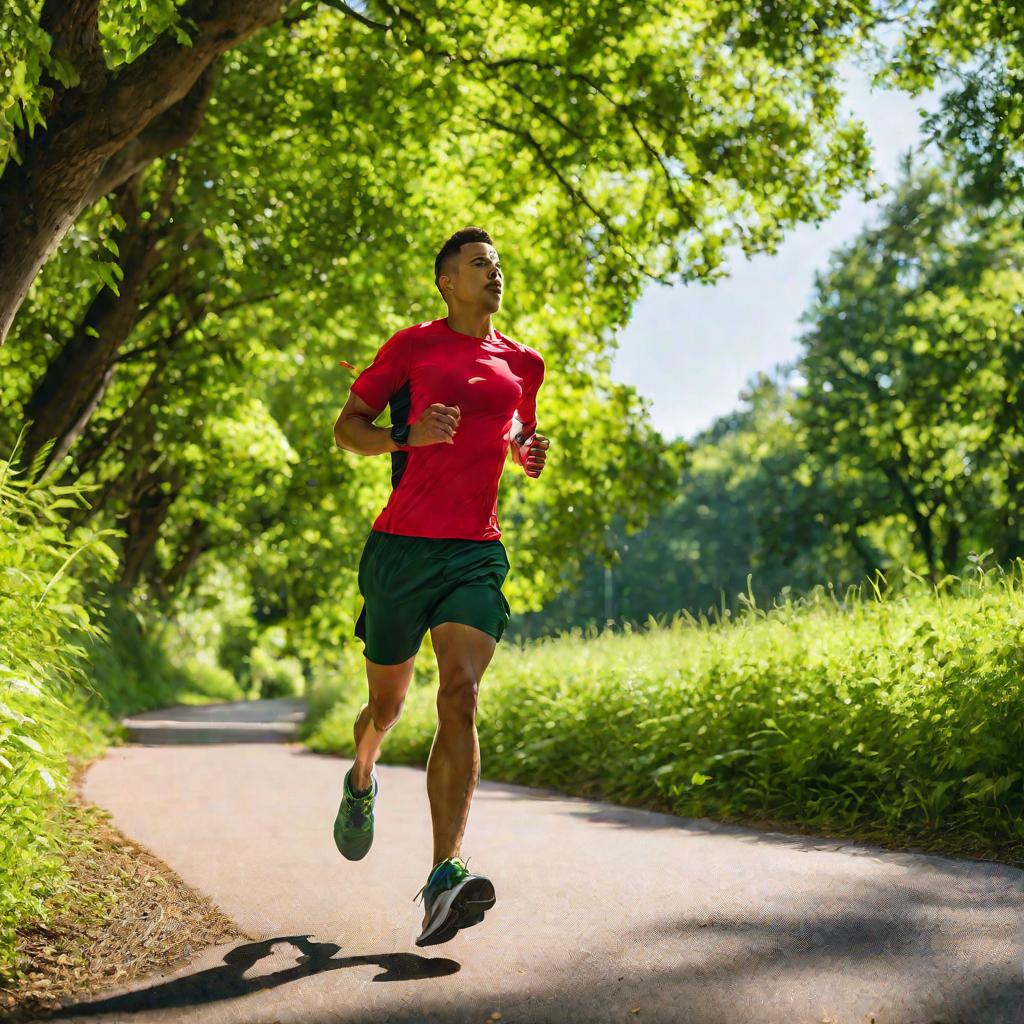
[{"xmin": 611, "ymin": 58, "xmax": 944, "ymax": 443}]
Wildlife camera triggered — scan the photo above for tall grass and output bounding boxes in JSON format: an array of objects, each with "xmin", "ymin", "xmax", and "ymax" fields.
[
  {"xmin": 0, "ymin": 437, "xmax": 119, "ymax": 977},
  {"xmin": 303, "ymin": 560, "xmax": 1024, "ymax": 865},
  {"xmin": 0, "ymin": 435, "xmax": 248, "ymax": 984}
]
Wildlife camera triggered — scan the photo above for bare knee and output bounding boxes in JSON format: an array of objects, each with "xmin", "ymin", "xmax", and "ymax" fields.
[
  {"xmin": 437, "ymin": 667, "xmax": 480, "ymax": 724},
  {"xmin": 367, "ymin": 696, "xmax": 404, "ymax": 734}
]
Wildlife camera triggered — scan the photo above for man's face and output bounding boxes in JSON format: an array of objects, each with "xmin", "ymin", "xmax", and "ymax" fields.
[{"xmin": 441, "ymin": 241, "xmax": 503, "ymax": 312}]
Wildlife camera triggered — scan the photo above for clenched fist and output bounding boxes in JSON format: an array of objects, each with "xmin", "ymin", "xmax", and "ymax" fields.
[
  {"xmin": 511, "ymin": 430, "xmax": 550, "ymax": 478},
  {"xmin": 409, "ymin": 403, "xmax": 461, "ymax": 446}
]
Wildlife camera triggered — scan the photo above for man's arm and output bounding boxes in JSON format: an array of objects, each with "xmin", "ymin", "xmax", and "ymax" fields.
[
  {"xmin": 334, "ymin": 392, "xmax": 460, "ymax": 454},
  {"xmin": 334, "ymin": 392, "xmax": 400, "ymax": 455},
  {"xmin": 509, "ymin": 415, "xmax": 550, "ymax": 478},
  {"xmin": 508, "ymin": 351, "xmax": 549, "ymax": 477}
]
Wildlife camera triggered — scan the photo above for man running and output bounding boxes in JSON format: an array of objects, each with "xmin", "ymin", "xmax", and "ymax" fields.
[{"xmin": 331, "ymin": 227, "xmax": 549, "ymax": 947}]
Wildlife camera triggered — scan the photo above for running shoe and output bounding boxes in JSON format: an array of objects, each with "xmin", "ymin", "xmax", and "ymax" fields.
[
  {"xmin": 413, "ymin": 856, "xmax": 496, "ymax": 946},
  {"xmin": 333, "ymin": 765, "xmax": 378, "ymax": 861}
]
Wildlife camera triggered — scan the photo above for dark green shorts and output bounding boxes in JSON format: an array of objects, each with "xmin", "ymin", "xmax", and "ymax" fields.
[{"xmin": 353, "ymin": 530, "xmax": 512, "ymax": 664}]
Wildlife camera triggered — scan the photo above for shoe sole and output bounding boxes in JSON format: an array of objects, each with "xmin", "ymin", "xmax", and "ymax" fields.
[{"xmin": 415, "ymin": 876, "xmax": 496, "ymax": 947}]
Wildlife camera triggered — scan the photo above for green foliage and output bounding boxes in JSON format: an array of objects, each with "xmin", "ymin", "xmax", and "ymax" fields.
[
  {"xmin": 250, "ymin": 646, "xmax": 305, "ymax": 700},
  {"xmin": 513, "ymin": 368, "xmax": 882, "ymax": 637},
  {"xmin": 304, "ymin": 559, "xmax": 1024, "ymax": 864},
  {"xmin": 795, "ymin": 156, "xmax": 1024, "ymax": 580},
  {"xmin": 523, "ymin": 153, "xmax": 1024, "ymax": 635},
  {"xmin": 0, "ymin": 434, "xmax": 117, "ymax": 977},
  {"xmin": 0, "ymin": 434, "xmax": 244, "ymax": 982},
  {"xmin": 0, "ymin": 0, "xmax": 53, "ymax": 168},
  {"xmin": 76, "ymin": 595, "xmax": 246, "ymax": 720},
  {"xmin": 876, "ymin": 0, "xmax": 1024, "ymax": 203}
]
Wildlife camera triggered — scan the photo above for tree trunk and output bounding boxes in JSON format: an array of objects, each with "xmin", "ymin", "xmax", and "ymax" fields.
[
  {"xmin": 20, "ymin": 172, "xmax": 168, "ymax": 475},
  {"xmin": 881, "ymin": 462, "xmax": 936, "ymax": 580},
  {"xmin": 845, "ymin": 521, "xmax": 883, "ymax": 581},
  {"xmin": 157, "ymin": 518, "xmax": 210, "ymax": 599},
  {"xmin": 940, "ymin": 518, "xmax": 961, "ymax": 577},
  {"xmin": 0, "ymin": 0, "xmax": 290, "ymax": 346},
  {"xmin": 118, "ymin": 462, "xmax": 183, "ymax": 590},
  {"xmin": 68, "ymin": 347, "xmax": 175, "ymax": 484}
]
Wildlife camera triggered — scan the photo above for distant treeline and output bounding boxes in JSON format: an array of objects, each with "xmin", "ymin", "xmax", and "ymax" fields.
[{"xmin": 515, "ymin": 159, "xmax": 1024, "ymax": 638}]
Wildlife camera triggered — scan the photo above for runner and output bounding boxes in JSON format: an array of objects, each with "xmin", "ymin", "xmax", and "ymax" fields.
[{"xmin": 331, "ymin": 227, "xmax": 550, "ymax": 946}]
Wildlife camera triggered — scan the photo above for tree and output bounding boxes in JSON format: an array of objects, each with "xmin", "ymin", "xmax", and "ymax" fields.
[
  {"xmin": 795, "ymin": 156, "xmax": 1024, "ymax": 580},
  {"xmin": 874, "ymin": 0, "xmax": 1024, "ymax": 205},
  {"xmin": 0, "ymin": 0, "xmax": 287, "ymax": 344},
  {"xmin": 0, "ymin": 1, "xmax": 886, "ymax": 345}
]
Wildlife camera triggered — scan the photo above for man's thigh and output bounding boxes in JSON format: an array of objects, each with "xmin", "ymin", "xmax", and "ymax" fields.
[{"xmin": 430, "ymin": 622, "xmax": 497, "ymax": 685}]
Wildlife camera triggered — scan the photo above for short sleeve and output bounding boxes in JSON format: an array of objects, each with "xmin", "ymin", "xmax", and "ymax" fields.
[
  {"xmin": 516, "ymin": 348, "xmax": 545, "ymax": 426},
  {"xmin": 350, "ymin": 331, "xmax": 410, "ymax": 413}
]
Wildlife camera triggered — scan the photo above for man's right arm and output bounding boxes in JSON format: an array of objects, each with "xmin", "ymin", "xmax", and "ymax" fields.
[
  {"xmin": 334, "ymin": 393, "xmax": 460, "ymax": 454},
  {"xmin": 334, "ymin": 392, "xmax": 400, "ymax": 455}
]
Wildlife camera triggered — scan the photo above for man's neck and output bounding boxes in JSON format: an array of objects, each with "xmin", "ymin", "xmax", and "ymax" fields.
[{"xmin": 445, "ymin": 309, "xmax": 494, "ymax": 339}]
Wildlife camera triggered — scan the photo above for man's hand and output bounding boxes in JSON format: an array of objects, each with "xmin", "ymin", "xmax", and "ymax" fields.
[
  {"xmin": 409, "ymin": 403, "xmax": 460, "ymax": 446},
  {"xmin": 511, "ymin": 428, "xmax": 550, "ymax": 478}
]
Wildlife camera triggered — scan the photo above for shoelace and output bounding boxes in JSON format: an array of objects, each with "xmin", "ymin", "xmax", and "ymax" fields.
[
  {"xmin": 344, "ymin": 778, "xmax": 375, "ymax": 826},
  {"xmin": 413, "ymin": 856, "xmax": 471, "ymax": 906},
  {"xmin": 346, "ymin": 776, "xmax": 375, "ymax": 806}
]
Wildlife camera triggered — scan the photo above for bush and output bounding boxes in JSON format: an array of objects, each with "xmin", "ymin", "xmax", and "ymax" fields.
[
  {"xmin": 250, "ymin": 646, "xmax": 305, "ymax": 700},
  {"xmin": 303, "ymin": 561, "xmax": 1024, "ymax": 865},
  {"xmin": 0, "ymin": 436, "xmax": 119, "ymax": 980},
  {"xmin": 77, "ymin": 596, "xmax": 245, "ymax": 720},
  {"xmin": 0, "ymin": 433, "xmax": 247, "ymax": 985}
]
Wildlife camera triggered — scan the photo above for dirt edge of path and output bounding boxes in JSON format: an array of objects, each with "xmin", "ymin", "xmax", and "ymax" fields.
[{"xmin": 0, "ymin": 754, "xmax": 255, "ymax": 1023}]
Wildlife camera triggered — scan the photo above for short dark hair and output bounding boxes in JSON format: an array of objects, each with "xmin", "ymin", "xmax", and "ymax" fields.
[{"xmin": 434, "ymin": 227, "xmax": 494, "ymax": 295}]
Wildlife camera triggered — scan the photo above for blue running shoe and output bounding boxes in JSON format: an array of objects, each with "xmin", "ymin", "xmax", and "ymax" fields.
[
  {"xmin": 333, "ymin": 766, "xmax": 378, "ymax": 861},
  {"xmin": 413, "ymin": 856, "xmax": 495, "ymax": 946}
]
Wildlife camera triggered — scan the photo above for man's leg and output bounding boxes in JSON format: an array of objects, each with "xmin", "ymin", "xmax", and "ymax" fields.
[
  {"xmin": 425, "ymin": 622, "xmax": 497, "ymax": 869},
  {"xmin": 350, "ymin": 654, "xmax": 416, "ymax": 792}
]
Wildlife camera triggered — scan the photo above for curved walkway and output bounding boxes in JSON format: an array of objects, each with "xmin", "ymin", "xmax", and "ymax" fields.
[{"xmin": 49, "ymin": 699, "xmax": 1024, "ymax": 1023}]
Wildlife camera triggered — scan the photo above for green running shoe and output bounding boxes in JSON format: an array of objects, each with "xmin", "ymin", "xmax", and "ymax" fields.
[
  {"xmin": 333, "ymin": 766, "xmax": 378, "ymax": 861},
  {"xmin": 413, "ymin": 856, "xmax": 495, "ymax": 947}
]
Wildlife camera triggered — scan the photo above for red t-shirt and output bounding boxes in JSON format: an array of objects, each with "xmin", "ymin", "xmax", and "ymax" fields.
[{"xmin": 350, "ymin": 317, "xmax": 545, "ymax": 540}]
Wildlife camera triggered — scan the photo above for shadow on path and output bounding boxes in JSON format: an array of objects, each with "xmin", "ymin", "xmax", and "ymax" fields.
[
  {"xmin": 42, "ymin": 936, "xmax": 458, "ymax": 1020},
  {"xmin": 36, "ymin": 897, "xmax": 1024, "ymax": 1024}
]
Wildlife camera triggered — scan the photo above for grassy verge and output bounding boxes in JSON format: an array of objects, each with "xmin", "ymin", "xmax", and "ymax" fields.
[
  {"xmin": 0, "ymin": 759, "xmax": 251, "ymax": 1023},
  {"xmin": 302, "ymin": 564, "xmax": 1024, "ymax": 867},
  {"xmin": 0, "ymin": 437, "xmax": 247, "ymax": 999}
]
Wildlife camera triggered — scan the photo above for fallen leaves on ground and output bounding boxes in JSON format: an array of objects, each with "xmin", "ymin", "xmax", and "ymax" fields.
[{"xmin": 0, "ymin": 755, "xmax": 253, "ymax": 1022}]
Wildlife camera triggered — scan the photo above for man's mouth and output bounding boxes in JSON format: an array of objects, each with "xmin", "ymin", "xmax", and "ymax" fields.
[{"xmin": 487, "ymin": 285, "xmax": 502, "ymax": 293}]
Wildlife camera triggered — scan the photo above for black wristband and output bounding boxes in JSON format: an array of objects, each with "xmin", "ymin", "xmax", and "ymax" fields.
[{"xmin": 390, "ymin": 423, "xmax": 411, "ymax": 449}]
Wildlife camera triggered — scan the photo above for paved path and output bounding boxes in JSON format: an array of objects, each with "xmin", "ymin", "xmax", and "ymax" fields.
[
  {"xmin": 49, "ymin": 701, "xmax": 1024, "ymax": 1023},
  {"xmin": 121, "ymin": 697, "xmax": 307, "ymax": 744}
]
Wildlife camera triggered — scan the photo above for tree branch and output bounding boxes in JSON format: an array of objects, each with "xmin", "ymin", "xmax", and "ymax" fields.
[
  {"xmin": 319, "ymin": 0, "xmax": 389, "ymax": 31},
  {"xmin": 83, "ymin": 63, "xmax": 220, "ymax": 206},
  {"xmin": 116, "ymin": 286, "xmax": 281, "ymax": 365},
  {"xmin": 471, "ymin": 56, "xmax": 694, "ymax": 219},
  {"xmin": 76, "ymin": 0, "xmax": 295, "ymax": 161}
]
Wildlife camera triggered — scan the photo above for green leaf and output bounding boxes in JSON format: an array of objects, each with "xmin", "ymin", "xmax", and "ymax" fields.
[{"xmin": 12, "ymin": 733, "xmax": 43, "ymax": 753}]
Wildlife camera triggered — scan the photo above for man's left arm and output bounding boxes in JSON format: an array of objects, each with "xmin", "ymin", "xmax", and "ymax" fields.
[{"xmin": 509, "ymin": 353, "xmax": 550, "ymax": 478}]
